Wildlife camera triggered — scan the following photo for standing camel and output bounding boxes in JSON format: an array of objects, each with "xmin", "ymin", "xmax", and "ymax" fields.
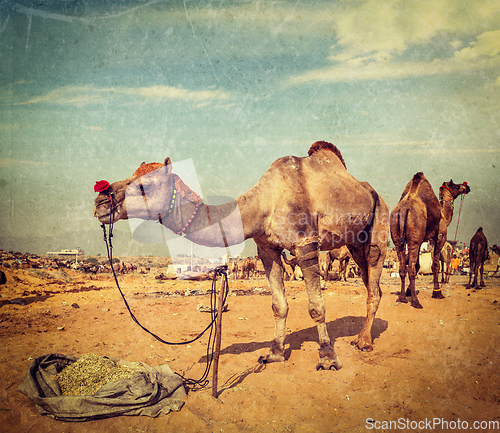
[
  {"xmin": 491, "ymin": 245, "xmax": 500, "ymax": 277},
  {"xmin": 281, "ymin": 252, "xmax": 301, "ymax": 281},
  {"xmin": 467, "ymin": 227, "xmax": 488, "ymax": 289},
  {"xmin": 323, "ymin": 246, "xmax": 352, "ymax": 282},
  {"xmin": 390, "ymin": 172, "xmax": 470, "ymax": 308},
  {"xmin": 439, "ymin": 242, "xmax": 453, "ymax": 284},
  {"xmin": 94, "ymin": 141, "xmax": 389, "ymax": 371},
  {"xmin": 241, "ymin": 256, "xmax": 257, "ymax": 279}
]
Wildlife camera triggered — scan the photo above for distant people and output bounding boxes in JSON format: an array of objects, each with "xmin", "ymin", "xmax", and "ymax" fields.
[{"xmin": 452, "ymin": 255, "xmax": 461, "ymax": 275}]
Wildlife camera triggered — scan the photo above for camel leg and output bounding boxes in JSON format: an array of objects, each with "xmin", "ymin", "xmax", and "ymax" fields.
[
  {"xmin": 256, "ymin": 244, "xmax": 288, "ymax": 364},
  {"xmin": 323, "ymin": 254, "xmax": 332, "ymax": 281},
  {"xmin": 432, "ymin": 239, "xmax": 445, "ymax": 299},
  {"xmin": 297, "ymin": 242, "xmax": 341, "ymax": 371},
  {"xmin": 467, "ymin": 263, "xmax": 475, "ymax": 289},
  {"xmin": 349, "ymin": 243, "xmax": 384, "ymax": 351},
  {"xmin": 479, "ymin": 260, "xmax": 485, "ymax": 287},
  {"xmin": 341, "ymin": 258, "xmax": 348, "ymax": 282},
  {"xmin": 406, "ymin": 245, "xmax": 423, "ymax": 309},
  {"xmin": 395, "ymin": 249, "xmax": 408, "ymax": 303}
]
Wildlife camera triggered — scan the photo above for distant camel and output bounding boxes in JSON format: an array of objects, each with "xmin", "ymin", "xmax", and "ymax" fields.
[
  {"xmin": 491, "ymin": 245, "xmax": 500, "ymax": 277},
  {"xmin": 467, "ymin": 227, "xmax": 488, "ymax": 289},
  {"xmin": 439, "ymin": 242, "xmax": 453, "ymax": 284},
  {"xmin": 94, "ymin": 141, "xmax": 389, "ymax": 370},
  {"xmin": 323, "ymin": 246, "xmax": 351, "ymax": 282},
  {"xmin": 390, "ymin": 173, "xmax": 470, "ymax": 308},
  {"xmin": 281, "ymin": 252, "xmax": 302, "ymax": 280},
  {"xmin": 241, "ymin": 256, "xmax": 258, "ymax": 279},
  {"xmin": 227, "ymin": 260, "xmax": 239, "ymax": 280}
]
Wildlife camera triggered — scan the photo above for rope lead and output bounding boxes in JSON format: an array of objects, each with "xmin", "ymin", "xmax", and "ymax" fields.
[
  {"xmin": 441, "ymin": 194, "xmax": 466, "ymax": 288},
  {"xmin": 100, "ymin": 211, "xmax": 228, "ymax": 391}
]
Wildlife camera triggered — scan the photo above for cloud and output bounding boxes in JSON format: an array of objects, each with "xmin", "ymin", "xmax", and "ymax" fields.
[
  {"xmin": 454, "ymin": 30, "xmax": 500, "ymax": 60},
  {"xmin": 17, "ymin": 85, "xmax": 105, "ymax": 106},
  {"xmin": 121, "ymin": 86, "xmax": 230, "ymax": 101},
  {"xmin": 14, "ymin": 84, "xmax": 231, "ymax": 106},
  {"xmin": 328, "ymin": 0, "xmax": 500, "ymax": 61},
  {"xmin": 0, "ymin": 158, "xmax": 49, "ymax": 168},
  {"xmin": 289, "ymin": 55, "xmax": 500, "ymax": 84},
  {"xmin": 284, "ymin": 0, "xmax": 500, "ymax": 84}
]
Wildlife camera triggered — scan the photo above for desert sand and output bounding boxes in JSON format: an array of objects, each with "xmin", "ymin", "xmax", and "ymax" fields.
[{"xmin": 1, "ymin": 258, "xmax": 499, "ymax": 432}]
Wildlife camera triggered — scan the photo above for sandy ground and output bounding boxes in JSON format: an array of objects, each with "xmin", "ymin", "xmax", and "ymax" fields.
[{"xmin": 1, "ymin": 263, "xmax": 499, "ymax": 433}]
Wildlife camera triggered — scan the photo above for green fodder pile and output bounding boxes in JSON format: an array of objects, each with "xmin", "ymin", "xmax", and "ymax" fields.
[{"xmin": 55, "ymin": 353, "xmax": 136, "ymax": 396}]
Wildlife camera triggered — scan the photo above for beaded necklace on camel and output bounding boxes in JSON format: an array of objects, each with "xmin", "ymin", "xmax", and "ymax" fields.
[{"xmin": 439, "ymin": 185, "xmax": 455, "ymax": 209}]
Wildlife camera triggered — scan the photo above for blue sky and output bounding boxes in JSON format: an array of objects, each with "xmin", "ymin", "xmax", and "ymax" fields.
[{"xmin": 1, "ymin": 0, "xmax": 499, "ymax": 257}]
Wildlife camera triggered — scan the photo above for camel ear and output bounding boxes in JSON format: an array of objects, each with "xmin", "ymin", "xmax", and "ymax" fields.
[
  {"xmin": 164, "ymin": 157, "xmax": 173, "ymax": 174},
  {"xmin": 140, "ymin": 162, "xmax": 146, "ymax": 166}
]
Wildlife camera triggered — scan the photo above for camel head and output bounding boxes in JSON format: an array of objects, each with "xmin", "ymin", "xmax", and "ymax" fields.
[
  {"xmin": 93, "ymin": 157, "xmax": 202, "ymax": 225},
  {"xmin": 439, "ymin": 179, "xmax": 470, "ymax": 201}
]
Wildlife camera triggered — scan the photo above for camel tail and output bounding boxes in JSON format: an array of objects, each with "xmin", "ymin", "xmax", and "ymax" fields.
[
  {"xmin": 396, "ymin": 209, "xmax": 409, "ymax": 252},
  {"xmin": 469, "ymin": 242, "xmax": 478, "ymax": 272}
]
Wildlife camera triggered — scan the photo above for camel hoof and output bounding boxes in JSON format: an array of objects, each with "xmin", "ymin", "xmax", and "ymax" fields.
[
  {"xmin": 432, "ymin": 291, "xmax": 445, "ymax": 299},
  {"xmin": 397, "ymin": 297, "xmax": 408, "ymax": 304},
  {"xmin": 411, "ymin": 301, "xmax": 423, "ymax": 309},
  {"xmin": 316, "ymin": 364, "xmax": 340, "ymax": 372},
  {"xmin": 316, "ymin": 359, "xmax": 342, "ymax": 371},
  {"xmin": 350, "ymin": 340, "xmax": 373, "ymax": 352},
  {"xmin": 257, "ymin": 353, "xmax": 285, "ymax": 364}
]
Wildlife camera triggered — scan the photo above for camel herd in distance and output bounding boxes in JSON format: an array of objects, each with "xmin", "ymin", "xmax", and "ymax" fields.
[{"xmin": 90, "ymin": 141, "xmax": 498, "ymax": 370}]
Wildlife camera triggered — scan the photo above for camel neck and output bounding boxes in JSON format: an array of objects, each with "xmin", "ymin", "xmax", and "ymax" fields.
[
  {"xmin": 439, "ymin": 187, "xmax": 455, "ymax": 223},
  {"xmin": 161, "ymin": 199, "xmax": 245, "ymax": 248}
]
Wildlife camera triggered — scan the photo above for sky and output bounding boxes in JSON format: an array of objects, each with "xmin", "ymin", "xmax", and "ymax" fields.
[{"xmin": 0, "ymin": 0, "xmax": 499, "ymax": 258}]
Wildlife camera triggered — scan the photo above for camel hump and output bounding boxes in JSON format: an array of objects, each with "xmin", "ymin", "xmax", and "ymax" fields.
[
  {"xmin": 410, "ymin": 172, "xmax": 425, "ymax": 193},
  {"xmin": 133, "ymin": 162, "xmax": 163, "ymax": 177},
  {"xmin": 308, "ymin": 141, "xmax": 346, "ymax": 169}
]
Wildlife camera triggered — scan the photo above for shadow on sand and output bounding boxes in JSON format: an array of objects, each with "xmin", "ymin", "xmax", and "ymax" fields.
[
  {"xmin": 197, "ymin": 315, "xmax": 388, "ymax": 394},
  {"xmin": 216, "ymin": 315, "xmax": 388, "ymax": 361},
  {"xmin": 0, "ymin": 295, "xmax": 53, "ymax": 308}
]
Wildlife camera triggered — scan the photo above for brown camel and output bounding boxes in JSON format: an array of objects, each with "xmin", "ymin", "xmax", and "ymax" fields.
[
  {"xmin": 439, "ymin": 242, "xmax": 453, "ymax": 284},
  {"xmin": 390, "ymin": 172, "xmax": 470, "ymax": 308},
  {"xmin": 491, "ymin": 245, "xmax": 500, "ymax": 277},
  {"xmin": 467, "ymin": 227, "xmax": 488, "ymax": 289},
  {"xmin": 227, "ymin": 259, "xmax": 239, "ymax": 280},
  {"xmin": 323, "ymin": 246, "xmax": 352, "ymax": 282},
  {"xmin": 241, "ymin": 256, "xmax": 258, "ymax": 279},
  {"xmin": 94, "ymin": 141, "xmax": 389, "ymax": 371},
  {"xmin": 281, "ymin": 252, "xmax": 298, "ymax": 280}
]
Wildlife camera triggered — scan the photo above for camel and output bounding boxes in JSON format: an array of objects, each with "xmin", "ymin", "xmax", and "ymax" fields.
[
  {"xmin": 492, "ymin": 245, "xmax": 500, "ymax": 277},
  {"xmin": 323, "ymin": 246, "xmax": 352, "ymax": 282},
  {"xmin": 227, "ymin": 259, "xmax": 239, "ymax": 280},
  {"xmin": 439, "ymin": 242, "xmax": 453, "ymax": 284},
  {"xmin": 467, "ymin": 227, "xmax": 488, "ymax": 289},
  {"xmin": 241, "ymin": 256, "xmax": 258, "ymax": 279},
  {"xmin": 281, "ymin": 252, "xmax": 303, "ymax": 281},
  {"xmin": 94, "ymin": 141, "xmax": 389, "ymax": 371},
  {"xmin": 390, "ymin": 172, "xmax": 470, "ymax": 308}
]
